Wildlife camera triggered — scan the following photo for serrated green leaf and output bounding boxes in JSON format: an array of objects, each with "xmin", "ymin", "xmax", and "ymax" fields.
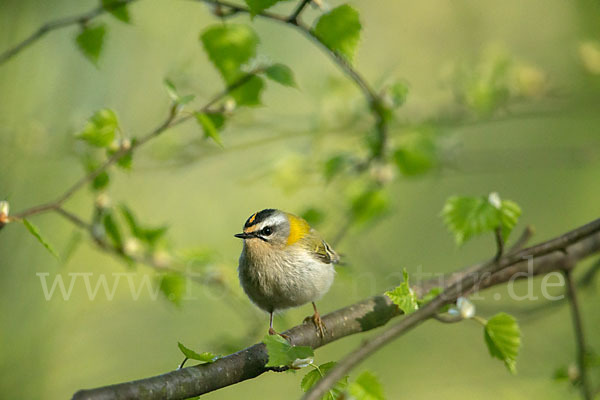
[
  {"xmin": 22, "ymin": 219, "xmax": 59, "ymax": 259},
  {"xmin": 348, "ymin": 371, "xmax": 385, "ymax": 400},
  {"xmin": 350, "ymin": 188, "xmax": 389, "ymax": 226},
  {"xmin": 196, "ymin": 112, "xmax": 224, "ymax": 147},
  {"xmin": 177, "ymin": 342, "xmax": 220, "ymax": 363},
  {"xmin": 417, "ymin": 286, "xmax": 442, "ymax": 306},
  {"xmin": 441, "ymin": 194, "xmax": 521, "ymax": 246},
  {"xmin": 385, "ymin": 269, "xmax": 418, "ymax": 314},
  {"xmin": 101, "ymin": 0, "xmax": 131, "ymax": 23},
  {"xmin": 201, "ymin": 24, "xmax": 259, "ymax": 83},
  {"xmin": 265, "ymin": 63, "xmax": 297, "ymax": 87},
  {"xmin": 78, "ymin": 109, "xmax": 119, "ymax": 148},
  {"xmin": 244, "ymin": 0, "xmax": 290, "ymax": 16},
  {"xmin": 103, "ymin": 212, "xmax": 123, "ymax": 249},
  {"xmin": 263, "ymin": 334, "xmax": 314, "ymax": 367},
  {"xmin": 159, "ymin": 273, "xmax": 186, "ymax": 306},
  {"xmin": 313, "ymin": 5, "xmax": 361, "ymax": 62},
  {"xmin": 230, "ymin": 75, "xmax": 264, "ymax": 106},
  {"xmin": 301, "ymin": 362, "xmax": 348, "ymax": 400},
  {"xmin": 75, "ymin": 23, "xmax": 106, "ymax": 65},
  {"xmin": 393, "ymin": 129, "xmax": 437, "ymax": 176},
  {"xmin": 484, "ymin": 312, "xmax": 521, "ymax": 373}
]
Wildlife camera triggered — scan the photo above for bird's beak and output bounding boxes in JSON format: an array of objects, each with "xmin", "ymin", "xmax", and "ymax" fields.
[{"xmin": 234, "ymin": 232, "xmax": 255, "ymax": 239}]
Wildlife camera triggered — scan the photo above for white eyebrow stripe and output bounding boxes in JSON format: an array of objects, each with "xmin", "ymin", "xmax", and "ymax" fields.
[{"xmin": 258, "ymin": 213, "xmax": 286, "ymax": 229}]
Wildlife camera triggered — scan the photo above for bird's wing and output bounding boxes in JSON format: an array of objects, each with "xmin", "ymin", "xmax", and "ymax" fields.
[{"xmin": 310, "ymin": 233, "xmax": 340, "ymax": 265}]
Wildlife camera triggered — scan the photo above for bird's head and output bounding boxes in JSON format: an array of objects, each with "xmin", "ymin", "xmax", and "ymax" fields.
[{"xmin": 234, "ymin": 209, "xmax": 310, "ymax": 249}]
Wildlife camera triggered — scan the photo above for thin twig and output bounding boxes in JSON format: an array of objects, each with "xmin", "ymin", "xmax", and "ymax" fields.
[
  {"xmin": 0, "ymin": 0, "xmax": 137, "ymax": 66},
  {"xmin": 198, "ymin": 0, "xmax": 388, "ymax": 159},
  {"xmin": 564, "ymin": 268, "xmax": 592, "ymax": 400},
  {"xmin": 287, "ymin": 0, "xmax": 312, "ymax": 23}
]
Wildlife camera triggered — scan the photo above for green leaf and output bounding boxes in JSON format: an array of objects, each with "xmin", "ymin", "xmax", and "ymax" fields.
[
  {"xmin": 417, "ymin": 286, "xmax": 442, "ymax": 306},
  {"xmin": 93, "ymin": 171, "xmax": 110, "ymax": 190},
  {"xmin": 119, "ymin": 205, "xmax": 168, "ymax": 247},
  {"xmin": 101, "ymin": 0, "xmax": 131, "ymax": 23},
  {"xmin": 350, "ymin": 188, "xmax": 389, "ymax": 226},
  {"xmin": 164, "ymin": 79, "xmax": 195, "ymax": 105},
  {"xmin": 195, "ymin": 112, "xmax": 224, "ymax": 147},
  {"xmin": 75, "ymin": 23, "xmax": 106, "ymax": 65},
  {"xmin": 385, "ymin": 269, "xmax": 418, "ymax": 314},
  {"xmin": 301, "ymin": 362, "xmax": 348, "ymax": 400},
  {"xmin": 159, "ymin": 273, "xmax": 187, "ymax": 306},
  {"xmin": 263, "ymin": 334, "xmax": 314, "ymax": 367},
  {"xmin": 441, "ymin": 194, "xmax": 522, "ymax": 246},
  {"xmin": 230, "ymin": 75, "xmax": 264, "ymax": 106},
  {"xmin": 387, "ymin": 81, "xmax": 409, "ymax": 108},
  {"xmin": 301, "ymin": 207, "xmax": 325, "ymax": 227},
  {"xmin": 103, "ymin": 212, "xmax": 123, "ymax": 249},
  {"xmin": 393, "ymin": 129, "xmax": 437, "ymax": 176},
  {"xmin": 348, "ymin": 371, "xmax": 385, "ymax": 400},
  {"xmin": 265, "ymin": 63, "xmax": 297, "ymax": 87},
  {"xmin": 484, "ymin": 312, "xmax": 521, "ymax": 373},
  {"xmin": 177, "ymin": 342, "xmax": 220, "ymax": 363},
  {"xmin": 201, "ymin": 24, "xmax": 259, "ymax": 83},
  {"xmin": 313, "ymin": 5, "xmax": 361, "ymax": 62},
  {"xmin": 324, "ymin": 154, "xmax": 349, "ymax": 182},
  {"xmin": 244, "ymin": 0, "xmax": 290, "ymax": 16},
  {"xmin": 77, "ymin": 109, "xmax": 119, "ymax": 148},
  {"xmin": 22, "ymin": 219, "xmax": 59, "ymax": 259}
]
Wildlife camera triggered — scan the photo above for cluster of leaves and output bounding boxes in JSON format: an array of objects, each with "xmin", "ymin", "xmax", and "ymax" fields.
[{"xmin": 441, "ymin": 192, "xmax": 521, "ymax": 246}]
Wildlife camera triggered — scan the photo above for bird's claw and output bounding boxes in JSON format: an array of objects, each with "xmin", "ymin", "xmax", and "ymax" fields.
[
  {"xmin": 268, "ymin": 327, "xmax": 290, "ymax": 341},
  {"xmin": 304, "ymin": 312, "xmax": 327, "ymax": 339}
]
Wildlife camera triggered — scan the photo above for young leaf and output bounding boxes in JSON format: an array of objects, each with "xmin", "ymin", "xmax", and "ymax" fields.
[
  {"xmin": 441, "ymin": 194, "xmax": 522, "ymax": 245},
  {"xmin": 101, "ymin": 0, "xmax": 131, "ymax": 23},
  {"xmin": 230, "ymin": 75, "xmax": 264, "ymax": 106},
  {"xmin": 77, "ymin": 109, "xmax": 120, "ymax": 148},
  {"xmin": 301, "ymin": 362, "xmax": 348, "ymax": 400},
  {"xmin": 265, "ymin": 63, "xmax": 297, "ymax": 87},
  {"xmin": 159, "ymin": 273, "xmax": 187, "ymax": 306},
  {"xmin": 313, "ymin": 5, "xmax": 361, "ymax": 62},
  {"xmin": 177, "ymin": 342, "xmax": 220, "ymax": 363},
  {"xmin": 103, "ymin": 212, "xmax": 123, "ymax": 249},
  {"xmin": 387, "ymin": 81, "xmax": 409, "ymax": 108},
  {"xmin": 348, "ymin": 371, "xmax": 385, "ymax": 400},
  {"xmin": 350, "ymin": 188, "xmax": 389, "ymax": 226},
  {"xmin": 393, "ymin": 129, "xmax": 437, "ymax": 176},
  {"xmin": 22, "ymin": 219, "xmax": 59, "ymax": 259},
  {"xmin": 195, "ymin": 112, "xmax": 224, "ymax": 147},
  {"xmin": 119, "ymin": 205, "xmax": 168, "ymax": 247},
  {"xmin": 417, "ymin": 286, "xmax": 442, "ymax": 306},
  {"xmin": 324, "ymin": 154, "xmax": 349, "ymax": 182},
  {"xmin": 75, "ymin": 23, "xmax": 106, "ymax": 65},
  {"xmin": 484, "ymin": 312, "xmax": 521, "ymax": 373},
  {"xmin": 164, "ymin": 79, "xmax": 195, "ymax": 105},
  {"xmin": 263, "ymin": 334, "xmax": 314, "ymax": 367},
  {"xmin": 200, "ymin": 24, "xmax": 259, "ymax": 83},
  {"xmin": 384, "ymin": 269, "xmax": 418, "ymax": 314},
  {"xmin": 244, "ymin": 0, "xmax": 290, "ymax": 16}
]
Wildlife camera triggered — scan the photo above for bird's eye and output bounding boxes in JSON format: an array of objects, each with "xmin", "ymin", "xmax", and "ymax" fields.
[{"xmin": 262, "ymin": 226, "xmax": 273, "ymax": 236}]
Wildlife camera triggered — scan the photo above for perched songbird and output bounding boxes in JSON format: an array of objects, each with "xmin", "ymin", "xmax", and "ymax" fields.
[{"xmin": 235, "ymin": 209, "xmax": 339, "ymax": 338}]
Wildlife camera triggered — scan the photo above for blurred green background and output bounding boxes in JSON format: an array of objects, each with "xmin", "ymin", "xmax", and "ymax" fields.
[{"xmin": 1, "ymin": 0, "xmax": 599, "ymax": 399}]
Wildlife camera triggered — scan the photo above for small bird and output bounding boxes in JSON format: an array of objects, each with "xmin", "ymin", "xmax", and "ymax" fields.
[{"xmin": 235, "ymin": 209, "xmax": 339, "ymax": 339}]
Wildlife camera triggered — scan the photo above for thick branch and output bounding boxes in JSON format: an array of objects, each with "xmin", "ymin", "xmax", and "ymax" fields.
[
  {"xmin": 72, "ymin": 218, "xmax": 600, "ymax": 400},
  {"xmin": 304, "ymin": 218, "xmax": 600, "ymax": 399},
  {"xmin": 0, "ymin": 0, "xmax": 137, "ymax": 66}
]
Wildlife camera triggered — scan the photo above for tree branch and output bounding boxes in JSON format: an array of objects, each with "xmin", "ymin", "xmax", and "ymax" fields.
[
  {"xmin": 0, "ymin": 0, "xmax": 138, "ymax": 66},
  {"xmin": 198, "ymin": 0, "xmax": 388, "ymax": 158},
  {"xmin": 564, "ymin": 268, "xmax": 593, "ymax": 400},
  {"xmin": 71, "ymin": 218, "xmax": 600, "ymax": 400}
]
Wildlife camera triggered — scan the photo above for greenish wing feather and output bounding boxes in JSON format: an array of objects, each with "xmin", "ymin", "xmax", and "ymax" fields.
[{"xmin": 312, "ymin": 238, "xmax": 339, "ymax": 264}]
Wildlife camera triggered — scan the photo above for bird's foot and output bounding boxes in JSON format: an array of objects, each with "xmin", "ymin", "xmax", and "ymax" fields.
[
  {"xmin": 268, "ymin": 327, "xmax": 290, "ymax": 341},
  {"xmin": 304, "ymin": 311, "xmax": 327, "ymax": 339}
]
